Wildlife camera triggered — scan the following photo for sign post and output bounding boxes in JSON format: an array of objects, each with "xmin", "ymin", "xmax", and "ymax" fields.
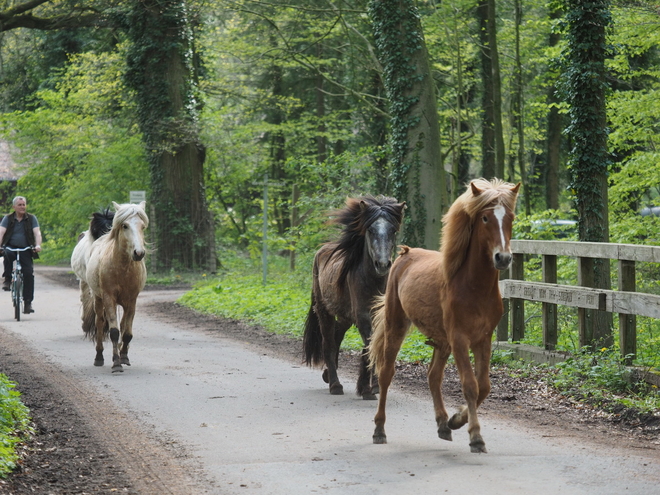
[{"xmin": 129, "ymin": 191, "xmax": 146, "ymax": 204}]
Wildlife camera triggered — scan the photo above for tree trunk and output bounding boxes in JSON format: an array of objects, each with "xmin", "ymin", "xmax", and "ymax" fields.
[
  {"xmin": 512, "ymin": 0, "xmax": 529, "ymax": 215},
  {"xmin": 545, "ymin": 7, "xmax": 562, "ymax": 210},
  {"xmin": 565, "ymin": 0, "xmax": 612, "ymax": 347},
  {"xmin": 488, "ymin": 0, "xmax": 505, "ymax": 179},
  {"xmin": 477, "ymin": 0, "xmax": 495, "ymax": 179},
  {"xmin": 369, "ymin": 0, "xmax": 446, "ymax": 250},
  {"xmin": 126, "ymin": 0, "xmax": 214, "ymax": 272}
]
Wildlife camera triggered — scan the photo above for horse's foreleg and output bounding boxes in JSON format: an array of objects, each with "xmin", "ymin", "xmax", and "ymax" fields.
[
  {"xmin": 356, "ymin": 316, "xmax": 377, "ymax": 400},
  {"xmin": 102, "ymin": 297, "xmax": 122, "ymax": 373},
  {"xmin": 450, "ymin": 340, "xmax": 486, "ymax": 453},
  {"xmin": 427, "ymin": 343, "xmax": 452, "ymax": 442},
  {"xmin": 119, "ymin": 305, "xmax": 136, "ymax": 366},
  {"xmin": 474, "ymin": 339, "xmax": 492, "ymax": 407}
]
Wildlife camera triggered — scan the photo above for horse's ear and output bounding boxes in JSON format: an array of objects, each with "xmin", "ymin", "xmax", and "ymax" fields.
[
  {"xmin": 112, "ymin": 201, "xmax": 120, "ymax": 211},
  {"xmin": 360, "ymin": 200, "xmax": 367, "ymax": 210},
  {"xmin": 511, "ymin": 182, "xmax": 521, "ymax": 194},
  {"xmin": 471, "ymin": 182, "xmax": 483, "ymax": 196},
  {"xmin": 139, "ymin": 201, "xmax": 146, "ymax": 210}
]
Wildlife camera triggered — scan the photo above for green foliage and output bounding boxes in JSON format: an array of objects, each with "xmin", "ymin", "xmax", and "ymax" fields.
[
  {"xmin": 0, "ymin": 48, "xmax": 149, "ymax": 254},
  {"xmin": 0, "ymin": 374, "xmax": 32, "ymax": 478},
  {"xmin": 550, "ymin": 348, "xmax": 660, "ymax": 413},
  {"xmin": 178, "ymin": 253, "xmax": 312, "ymax": 337},
  {"xmin": 494, "ymin": 352, "xmax": 660, "ymax": 415}
]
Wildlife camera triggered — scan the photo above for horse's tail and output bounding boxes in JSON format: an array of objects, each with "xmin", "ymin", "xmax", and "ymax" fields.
[
  {"xmin": 80, "ymin": 283, "xmax": 109, "ymax": 340},
  {"xmin": 368, "ymin": 294, "xmax": 387, "ymax": 375},
  {"xmin": 302, "ymin": 292, "xmax": 324, "ymax": 367},
  {"xmin": 81, "ymin": 286, "xmax": 97, "ymax": 339}
]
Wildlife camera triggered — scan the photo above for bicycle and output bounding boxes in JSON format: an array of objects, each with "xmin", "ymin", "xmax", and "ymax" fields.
[{"xmin": 4, "ymin": 246, "xmax": 34, "ymax": 321}]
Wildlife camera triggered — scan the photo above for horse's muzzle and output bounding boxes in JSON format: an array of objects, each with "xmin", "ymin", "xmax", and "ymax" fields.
[
  {"xmin": 494, "ymin": 251, "xmax": 512, "ymax": 271},
  {"xmin": 133, "ymin": 250, "xmax": 145, "ymax": 262},
  {"xmin": 374, "ymin": 259, "xmax": 392, "ymax": 276}
]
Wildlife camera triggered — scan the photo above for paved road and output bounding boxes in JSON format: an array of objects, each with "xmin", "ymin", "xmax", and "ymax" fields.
[{"xmin": 2, "ymin": 268, "xmax": 659, "ymax": 494}]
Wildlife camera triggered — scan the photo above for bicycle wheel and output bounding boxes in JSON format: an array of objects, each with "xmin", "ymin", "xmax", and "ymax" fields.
[{"xmin": 13, "ymin": 274, "xmax": 22, "ymax": 321}]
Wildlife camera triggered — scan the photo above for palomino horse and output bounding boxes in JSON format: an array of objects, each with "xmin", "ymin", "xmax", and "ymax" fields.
[
  {"xmin": 303, "ymin": 196, "xmax": 405, "ymax": 399},
  {"xmin": 71, "ymin": 208, "xmax": 115, "ymax": 331},
  {"xmin": 369, "ymin": 178, "xmax": 519, "ymax": 452},
  {"xmin": 79, "ymin": 202, "xmax": 148, "ymax": 372}
]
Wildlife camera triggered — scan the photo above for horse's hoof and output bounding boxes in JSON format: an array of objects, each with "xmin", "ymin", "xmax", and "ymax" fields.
[
  {"xmin": 438, "ymin": 426, "xmax": 453, "ymax": 441},
  {"xmin": 362, "ymin": 392, "xmax": 377, "ymax": 400},
  {"xmin": 469, "ymin": 441, "xmax": 487, "ymax": 453},
  {"xmin": 373, "ymin": 434, "xmax": 387, "ymax": 444},
  {"xmin": 94, "ymin": 360, "xmax": 104, "ymax": 367},
  {"xmin": 329, "ymin": 383, "xmax": 344, "ymax": 395},
  {"xmin": 121, "ymin": 357, "xmax": 131, "ymax": 365},
  {"xmin": 112, "ymin": 363, "xmax": 123, "ymax": 373},
  {"xmin": 322, "ymin": 369, "xmax": 329, "ymax": 384},
  {"xmin": 371, "ymin": 385, "xmax": 380, "ymax": 395}
]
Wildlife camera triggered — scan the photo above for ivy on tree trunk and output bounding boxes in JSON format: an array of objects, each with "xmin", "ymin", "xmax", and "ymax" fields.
[
  {"xmin": 368, "ymin": 0, "xmax": 445, "ymax": 249},
  {"xmin": 564, "ymin": 0, "xmax": 612, "ymax": 347},
  {"xmin": 125, "ymin": 0, "xmax": 214, "ymax": 271}
]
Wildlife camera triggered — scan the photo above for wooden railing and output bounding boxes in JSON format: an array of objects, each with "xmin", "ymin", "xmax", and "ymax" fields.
[{"xmin": 497, "ymin": 240, "xmax": 660, "ymax": 363}]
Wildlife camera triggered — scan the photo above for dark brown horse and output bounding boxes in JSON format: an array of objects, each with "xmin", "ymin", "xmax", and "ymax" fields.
[
  {"xmin": 303, "ymin": 196, "xmax": 405, "ymax": 399},
  {"xmin": 369, "ymin": 178, "xmax": 519, "ymax": 452}
]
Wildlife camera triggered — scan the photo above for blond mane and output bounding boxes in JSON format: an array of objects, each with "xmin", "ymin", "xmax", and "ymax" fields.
[
  {"xmin": 440, "ymin": 178, "xmax": 519, "ymax": 282},
  {"xmin": 109, "ymin": 202, "xmax": 149, "ymax": 240}
]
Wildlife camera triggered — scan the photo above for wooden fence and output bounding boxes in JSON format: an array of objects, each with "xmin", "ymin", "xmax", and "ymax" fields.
[{"xmin": 497, "ymin": 240, "xmax": 660, "ymax": 364}]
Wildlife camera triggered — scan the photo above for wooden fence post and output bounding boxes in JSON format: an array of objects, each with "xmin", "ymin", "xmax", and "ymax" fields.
[
  {"xmin": 497, "ymin": 267, "xmax": 509, "ymax": 341},
  {"xmin": 511, "ymin": 253, "xmax": 525, "ymax": 342},
  {"xmin": 618, "ymin": 259, "xmax": 636, "ymax": 364},
  {"xmin": 578, "ymin": 257, "xmax": 595, "ymax": 348},
  {"xmin": 542, "ymin": 254, "xmax": 558, "ymax": 350}
]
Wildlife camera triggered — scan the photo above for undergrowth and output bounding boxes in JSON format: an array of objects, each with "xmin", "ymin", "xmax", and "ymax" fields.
[{"xmin": 0, "ymin": 374, "xmax": 32, "ymax": 478}]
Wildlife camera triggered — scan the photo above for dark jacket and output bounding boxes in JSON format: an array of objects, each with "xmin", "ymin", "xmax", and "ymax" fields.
[{"xmin": 2, "ymin": 213, "xmax": 39, "ymax": 259}]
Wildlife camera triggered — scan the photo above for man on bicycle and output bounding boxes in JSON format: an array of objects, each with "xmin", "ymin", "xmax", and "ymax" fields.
[{"xmin": 0, "ymin": 196, "xmax": 42, "ymax": 314}]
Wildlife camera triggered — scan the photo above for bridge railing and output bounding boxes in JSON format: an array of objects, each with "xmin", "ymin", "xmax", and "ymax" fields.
[{"xmin": 497, "ymin": 240, "xmax": 660, "ymax": 364}]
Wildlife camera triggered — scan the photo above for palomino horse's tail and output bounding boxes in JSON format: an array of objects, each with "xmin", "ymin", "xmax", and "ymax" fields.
[
  {"xmin": 80, "ymin": 286, "xmax": 109, "ymax": 340},
  {"xmin": 368, "ymin": 294, "xmax": 387, "ymax": 375},
  {"xmin": 302, "ymin": 291, "xmax": 323, "ymax": 367}
]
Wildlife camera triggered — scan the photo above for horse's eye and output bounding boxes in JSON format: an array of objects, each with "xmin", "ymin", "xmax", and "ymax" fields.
[
  {"xmin": 482, "ymin": 215, "xmax": 488, "ymax": 223},
  {"xmin": 123, "ymin": 224, "xmax": 128, "ymax": 229}
]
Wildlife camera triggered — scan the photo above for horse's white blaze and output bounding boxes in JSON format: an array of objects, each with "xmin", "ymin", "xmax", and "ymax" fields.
[{"xmin": 493, "ymin": 205, "xmax": 507, "ymax": 249}]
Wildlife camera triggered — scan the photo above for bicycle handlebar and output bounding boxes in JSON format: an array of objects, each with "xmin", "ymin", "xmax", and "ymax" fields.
[{"xmin": 3, "ymin": 246, "xmax": 34, "ymax": 253}]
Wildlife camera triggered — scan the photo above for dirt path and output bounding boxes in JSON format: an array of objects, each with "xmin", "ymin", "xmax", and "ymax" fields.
[{"xmin": 0, "ymin": 267, "xmax": 658, "ymax": 494}]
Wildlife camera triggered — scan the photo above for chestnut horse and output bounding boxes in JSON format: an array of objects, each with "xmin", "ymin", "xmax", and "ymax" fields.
[
  {"xmin": 303, "ymin": 196, "xmax": 405, "ymax": 399},
  {"xmin": 81, "ymin": 202, "xmax": 148, "ymax": 372},
  {"xmin": 368, "ymin": 179, "xmax": 519, "ymax": 452}
]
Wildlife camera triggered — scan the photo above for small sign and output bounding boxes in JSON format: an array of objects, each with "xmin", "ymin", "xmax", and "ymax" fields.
[{"xmin": 129, "ymin": 191, "xmax": 146, "ymax": 204}]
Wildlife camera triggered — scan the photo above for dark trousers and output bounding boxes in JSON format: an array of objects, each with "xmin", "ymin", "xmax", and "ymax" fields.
[{"xmin": 3, "ymin": 248, "xmax": 35, "ymax": 303}]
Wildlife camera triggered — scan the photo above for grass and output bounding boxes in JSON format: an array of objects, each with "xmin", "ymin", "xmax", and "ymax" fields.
[{"xmin": 178, "ymin": 251, "xmax": 660, "ymax": 415}]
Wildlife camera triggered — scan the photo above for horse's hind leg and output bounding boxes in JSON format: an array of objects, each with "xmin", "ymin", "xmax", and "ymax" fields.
[
  {"xmin": 321, "ymin": 318, "xmax": 349, "ymax": 395},
  {"xmin": 93, "ymin": 297, "xmax": 105, "ymax": 367},
  {"xmin": 427, "ymin": 342, "xmax": 452, "ymax": 441},
  {"xmin": 372, "ymin": 319, "xmax": 408, "ymax": 444}
]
